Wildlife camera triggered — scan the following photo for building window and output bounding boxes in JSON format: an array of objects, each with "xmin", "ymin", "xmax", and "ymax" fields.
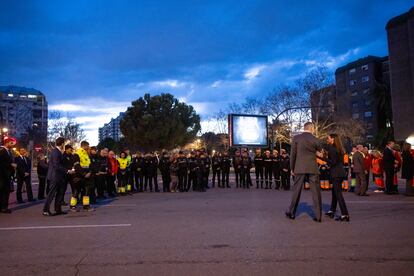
[
  {"xmin": 365, "ymin": 99, "xmax": 372, "ymax": 106},
  {"xmin": 350, "ymin": 80, "xmax": 357, "ymax": 86},
  {"xmin": 363, "ymin": 89, "xmax": 370, "ymax": 95},
  {"xmin": 352, "ymin": 102, "xmax": 358, "ymax": 108},
  {"xmin": 28, "ymin": 95, "xmax": 37, "ymax": 99},
  {"xmin": 351, "ymin": 91, "xmax": 358, "ymax": 97},
  {"xmin": 366, "ymin": 123, "xmax": 373, "ymax": 129},
  {"xmin": 7, "ymin": 93, "xmax": 13, "ymax": 97},
  {"xmin": 366, "ymin": 135, "xmax": 374, "ymax": 140},
  {"xmin": 362, "ymin": 64, "xmax": 369, "ymax": 71},
  {"xmin": 352, "ymin": 113, "xmax": 359, "ymax": 119},
  {"xmin": 362, "ymin": 76, "xmax": 369, "ymax": 82},
  {"xmin": 349, "ymin": 68, "xmax": 356, "ymax": 74},
  {"xmin": 364, "ymin": 111, "xmax": 372, "ymax": 118}
]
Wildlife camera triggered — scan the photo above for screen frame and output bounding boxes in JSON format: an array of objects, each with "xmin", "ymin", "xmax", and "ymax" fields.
[{"xmin": 228, "ymin": 113, "xmax": 269, "ymax": 147}]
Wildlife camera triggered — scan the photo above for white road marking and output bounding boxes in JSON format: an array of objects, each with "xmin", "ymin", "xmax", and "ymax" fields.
[
  {"xmin": 0, "ymin": 224, "xmax": 132, "ymax": 231},
  {"xmin": 100, "ymin": 204, "xmax": 137, "ymax": 207},
  {"xmin": 348, "ymin": 201, "xmax": 414, "ymax": 204}
]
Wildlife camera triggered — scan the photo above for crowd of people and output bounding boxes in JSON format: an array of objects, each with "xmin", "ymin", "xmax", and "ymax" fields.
[{"xmin": 0, "ymin": 128, "xmax": 413, "ymax": 217}]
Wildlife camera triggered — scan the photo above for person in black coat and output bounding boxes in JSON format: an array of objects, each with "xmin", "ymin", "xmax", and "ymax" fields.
[
  {"xmin": 15, "ymin": 148, "xmax": 34, "ymax": 203},
  {"xmin": 383, "ymin": 141, "xmax": 397, "ymax": 194},
  {"xmin": 280, "ymin": 149, "xmax": 291, "ymax": 190},
  {"xmin": 159, "ymin": 151, "xmax": 171, "ymax": 192},
  {"xmin": 0, "ymin": 137, "xmax": 17, "ymax": 213},
  {"xmin": 323, "ymin": 134, "xmax": 349, "ymax": 221},
  {"xmin": 37, "ymin": 154, "xmax": 48, "ymax": 199},
  {"xmin": 401, "ymin": 143, "xmax": 414, "ymax": 196}
]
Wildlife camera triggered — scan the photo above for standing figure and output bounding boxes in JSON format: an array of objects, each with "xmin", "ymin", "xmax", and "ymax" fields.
[
  {"xmin": 240, "ymin": 150, "xmax": 252, "ymax": 188},
  {"xmin": 383, "ymin": 141, "xmax": 396, "ymax": 195},
  {"xmin": 159, "ymin": 151, "xmax": 172, "ymax": 192},
  {"xmin": 233, "ymin": 150, "xmax": 242, "ymax": 187},
  {"xmin": 211, "ymin": 152, "xmax": 221, "ymax": 188},
  {"xmin": 280, "ymin": 149, "xmax": 291, "ymax": 190},
  {"xmin": 0, "ymin": 137, "xmax": 17, "ymax": 214},
  {"xmin": 401, "ymin": 143, "xmax": 414, "ymax": 196},
  {"xmin": 254, "ymin": 148, "xmax": 264, "ymax": 189},
  {"xmin": 353, "ymin": 145, "xmax": 368, "ymax": 196},
  {"xmin": 272, "ymin": 150, "xmax": 282, "ymax": 190},
  {"xmin": 15, "ymin": 148, "xmax": 34, "ymax": 203},
  {"xmin": 221, "ymin": 151, "xmax": 231, "ymax": 188},
  {"xmin": 37, "ymin": 154, "xmax": 48, "ymax": 200},
  {"xmin": 187, "ymin": 151, "xmax": 198, "ymax": 191},
  {"xmin": 285, "ymin": 122, "xmax": 323, "ymax": 222},
  {"xmin": 263, "ymin": 150, "xmax": 273, "ymax": 189},
  {"xmin": 107, "ymin": 150, "xmax": 118, "ymax": 197},
  {"xmin": 177, "ymin": 151, "xmax": 188, "ymax": 192}
]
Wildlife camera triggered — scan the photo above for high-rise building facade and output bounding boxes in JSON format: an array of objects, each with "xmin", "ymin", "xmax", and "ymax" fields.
[
  {"xmin": 98, "ymin": 112, "xmax": 125, "ymax": 142},
  {"xmin": 386, "ymin": 7, "xmax": 414, "ymax": 142},
  {"xmin": 0, "ymin": 86, "xmax": 48, "ymax": 143},
  {"xmin": 334, "ymin": 56, "xmax": 392, "ymax": 143}
]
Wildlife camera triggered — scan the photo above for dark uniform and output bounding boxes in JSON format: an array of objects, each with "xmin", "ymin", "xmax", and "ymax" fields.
[
  {"xmin": 187, "ymin": 153, "xmax": 198, "ymax": 191},
  {"xmin": 240, "ymin": 153, "xmax": 252, "ymax": 188},
  {"xmin": 89, "ymin": 152, "xmax": 100, "ymax": 202},
  {"xmin": 195, "ymin": 154, "xmax": 206, "ymax": 192},
  {"xmin": 144, "ymin": 154, "xmax": 159, "ymax": 192},
  {"xmin": 95, "ymin": 153, "xmax": 108, "ymax": 198},
  {"xmin": 0, "ymin": 146, "xmax": 14, "ymax": 213},
  {"xmin": 221, "ymin": 153, "xmax": 231, "ymax": 188},
  {"xmin": 202, "ymin": 153, "xmax": 211, "ymax": 189},
  {"xmin": 62, "ymin": 151, "xmax": 75, "ymax": 203},
  {"xmin": 177, "ymin": 154, "xmax": 188, "ymax": 192},
  {"xmin": 263, "ymin": 153, "xmax": 273, "ymax": 189},
  {"xmin": 233, "ymin": 152, "xmax": 242, "ymax": 188},
  {"xmin": 159, "ymin": 153, "xmax": 171, "ymax": 192},
  {"xmin": 212, "ymin": 154, "xmax": 221, "ymax": 188},
  {"xmin": 273, "ymin": 153, "xmax": 282, "ymax": 190},
  {"xmin": 37, "ymin": 158, "xmax": 48, "ymax": 200},
  {"xmin": 132, "ymin": 155, "xmax": 145, "ymax": 192},
  {"xmin": 280, "ymin": 154, "xmax": 291, "ymax": 190},
  {"xmin": 254, "ymin": 152, "xmax": 264, "ymax": 189}
]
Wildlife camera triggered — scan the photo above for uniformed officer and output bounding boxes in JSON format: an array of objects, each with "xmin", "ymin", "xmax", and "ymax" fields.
[
  {"xmin": 187, "ymin": 151, "xmax": 198, "ymax": 191},
  {"xmin": 241, "ymin": 150, "xmax": 252, "ymax": 188},
  {"xmin": 233, "ymin": 150, "xmax": 242, "ymax": 188},
  {"xmin": 95, "ymin": 148, "xmax": 109, "ymax": 199},
  {"xmin": 211, "ymin": 152, "xmax": 221, "ymax": 188},
  {"xmin": 71, "ymin": 141, "xmax": 95, "ymax": 212},
  {"xmin": 62, "ymin": 145, "xmax": 75, "ymax": 204},
  {"xmin": 201, "ymin": 149, "xmax": 211, "ymax": 189},
  {"xmin": 144, "ymin": 153, "xmax": 159, "ymax": 192},
  {"xmin": 159, "ymin": 151, "xmax": 171, "ymax": 192},
  {"xmin": 89, "ymin": 146, "xmax": 101, "ymax": 202},
  {"xmin": 177, "ymin": 151, "xmax": 188, "ymax": 192},
  {"xmin": 132, "ymin": 152, "xmax": 145, "ymax": 192},
  {"xmin": 272, "ymin": 149, "xmax": 282, "ymax": 190},
  {"xmin": 263, "ymin": 150, "xmax": 273, "ymax": 189},
  {"xmin": 254, "ymin": 148, "xmax": 264, "ymax": 189},
  {"xmin": 221, "ymin": 151, "xmax": 231, "ymax": 188},
  {"xmin": 280, "ymin": 149, "xmax": 291, "ymax": 190},
  {"xmin": 195, "ymin": 150, "xmax": 206, "ymax": 192}
]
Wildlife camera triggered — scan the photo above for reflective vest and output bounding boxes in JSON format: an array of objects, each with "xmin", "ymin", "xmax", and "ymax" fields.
[
  {"xmin": 117, "ymin": 157, "xmax": 128, "ymax": 170},
  {"xmin": 76, "ymin": 148, "xmax": 91, "ymax": 168}
]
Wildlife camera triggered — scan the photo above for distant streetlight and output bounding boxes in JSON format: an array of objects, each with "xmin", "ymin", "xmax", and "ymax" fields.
[{"xmin": 2, "ymin": 127, "xmax": 8, "ymax": 133}]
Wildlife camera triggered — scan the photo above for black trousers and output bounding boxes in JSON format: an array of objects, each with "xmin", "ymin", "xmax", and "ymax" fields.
[
  {"xmin": 330, "ymin": 177, "xmax": 349, "ymax": 215},
  {"xmin": 178, "ymin": 170, "xmax": 187, "ymax": 191},
  {"xmin": 145, "ymin": 173, "xmax": 158, "ymax": 191},
  {"xmin": 0, "ymin": 181, "xmax": 11, "ymax": 210},
  {"xmin": 385, "ymin": 169, "xmax": 394, "ymax": 193},
  {"xmin": 234, "ymin": 169, "xmax": 241, "ymax": 187},
  {"xmin": 212, "ymin": 169, "xmax": 221, "ymax": 187},
  {"xmin": 16, "ymin": 176, "xmax": 33, "ymax": 202},
  {"xmin": 281, "ymin": 172, "xmax": 290, "ymax": 190},
  {"xmin": 134, "ymin": 172, "xmax": 144, "ymax": 191},
  {"xmin": 96, "ymin": 175, "xmax": 107, "ymax": 197},
  {"xmin": 274, "ymin": 169, "xmax": 281, "ymax": 189},
  {"xmin": 241, "ymin": 170, "xmax": 251, "ymax": 188},
  {"xmin": 221, "ymin": 169, "xmax": 230, "ymax": 187},
  {"xmin": 161, "ymin": 172, "xmax": 171, "ymax": 192},
  {"xmin": 264, "ymin": 167, "xmax": 272, "ymax": 188},
  {"xmin": 43, "ymin": 179, "xmax": 65, "ymax": 212},
  {"xmin": 38, "ymin": 176, "xmax": 47, "ymax": 199},
  {"xmin": 287, "ymin": 174, "xmax": 321, "ymax": 220},
  {"xmin": 107, "ymin": 175, "xmax": 117, "ymax": 195},
  {"xmin": 255, "ymin": 167, "xmax": 264, "ymax": 188}
]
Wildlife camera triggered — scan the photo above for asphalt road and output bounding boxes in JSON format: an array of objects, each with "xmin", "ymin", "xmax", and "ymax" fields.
[{"xmin": 1, "ymin": 178, "xmax": 414, "ymax": 276}]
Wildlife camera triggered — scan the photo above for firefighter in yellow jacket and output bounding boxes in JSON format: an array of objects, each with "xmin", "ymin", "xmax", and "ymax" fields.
[{"xmin": 70, "ymin": 141, "xmax": 95, "ymax": 212}]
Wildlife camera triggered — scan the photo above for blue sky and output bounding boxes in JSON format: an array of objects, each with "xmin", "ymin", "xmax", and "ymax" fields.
[{"xmin": 0, "ymin": 0, "xmax": 412, "ymax": 144}]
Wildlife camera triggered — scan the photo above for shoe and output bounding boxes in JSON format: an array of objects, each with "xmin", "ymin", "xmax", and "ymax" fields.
[
  {"xmin": 335, "ymin": 215, "xmax": 350, "ymax": 222},
  {"xmin": 313, "ymin": 218, "xmax": 322, "ymax": 223},
  {"xmin": 83, "ymin": 207, "xmax": 95, "ymax": 212},
  {"xmin": 42, "ymin": 211, "xmax": 54, "ymax": 216},
  {"xmin": 285, "ymin": 212, "xmax": 295, "ymax": 220},
  {"xmin": 0, "ymin": 209, "xmax": 12, "ymax": 214},
  {"xmin": 325, "ymin": 211, "xmax": 335, "ymax": 218},
  {"xmin": 374, "ymin": 189, "xmax": 383, "ymax": 193},
  {"xmin": 360, "ymin": 193, "xmax": 369, "ymax": 196},
  {"xmin": 55, "ymin": 210, "xmax": 68, "ymax": 216},
  {"xmin": 70, "ymin": 207, "xmax": 79, "ymax": 212}
]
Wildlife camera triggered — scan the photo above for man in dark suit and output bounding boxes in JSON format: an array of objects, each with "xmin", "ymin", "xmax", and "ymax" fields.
[
  {"xmin": 383, "ymin": 141, "xmax": 397, "ymax": 194},
  {"xmin": 0, "ymin": 137, "xmax": 17, "ymax": 214},
  {"xmin": 353, "ymin": 145, "xmax": 368, "ymax": 196},
  {"xmin": 15, "ymin": 148, "xmax": 34, "ymax": 203},
  {"xmin": 43, "ymin": 137, "xmax": 74, "ymax": 216},
  {"xmin": 286, "ymin": 122, "xmax": 323, "ymax": 222}
]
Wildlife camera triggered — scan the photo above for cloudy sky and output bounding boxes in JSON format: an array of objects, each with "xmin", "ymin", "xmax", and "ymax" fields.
[{"xmin": 0, "ymin": 0, "xmax": 411, "ymax": 144}]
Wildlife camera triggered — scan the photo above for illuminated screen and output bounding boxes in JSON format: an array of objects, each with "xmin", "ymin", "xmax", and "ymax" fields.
[{"xmin": 229, "ymin": 114, "xmax": 268, "ymax": 147}]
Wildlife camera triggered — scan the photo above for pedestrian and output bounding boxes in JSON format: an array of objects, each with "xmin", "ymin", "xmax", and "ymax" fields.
[
  {"xmin": 43, "ymin": 137, "xmax": 73, "ymax": 216},
  {"xmin": 107, "ymin": 150, "xmax": 118, "ymax": 197},
  {"xmin": 285, "ymin": 122, "xmax": 323, "ymax": 222},
  {"xmin": 37, "ymin": 154, "xmax": 48, "ymax": 200},
  {"xmin": 0, "ymin": 137, "xmax": 17, "ymax": 214},
  {"xmin": 323, "ymin": 134, "xmax": 350, "ymax": 222},
  {"xmin": 176, "ymin": 151, "xmax": 188, "ymax": 192},
  {"xmin": 349, "ymin": 147, "xmax": 357, "ymax": 193},
  {"xmin": 393, "ymin": 144, "xmax": 402, "ymax": 193},
  {"xmin": 383, "ymin": 141, "xmax": 397, "ymax": 194},
  {"xmin": 272, "ymin": 149, "xmax": 282, "ymax": 190},
  {"xmin": 170, "ymin": 153, "xmax": 179, "ymax": 192},
  {"xmin": 95, "ymin": 148, "xmax": 109, "ymax": 199},
  {"xmin": 401, "ymin": 142, "xmax": 414, "ymax": 196},
  {"xmin": 61, "ymin": 144, "xmax": 75, "ymax": 206},
  {"xmin": 117, "ymin": 151, "xmax": 129, "ymax": 195},
  {"xmin": 240, "ymin": 150, "xmax": 252, "ymax": 189},
  {"xmin": 363, "ymin": 147, "xmax": 372, "ymax": 190},
  {"xmin": 132, "ymin": 152, "xmax": 145, "ymax": 192},
  {"xmin": 221, "ymin": 151, "xmax": 231, "ymax": 188},
  {"xmin": 371, "ymin": 150, "xmax": 385, "ymax": 193},
  {"xmin": 353, "ymin": 145, "xmax": 369, "ymax": 196},
  {"xmin": 187, "ymin": 151, "xmax": 198, "ymax": 191},
  {"xmin": 159, "ymin": 151, "xmax": 171, "ymax": 192},
  {"xmin": 233, "ymin": 150, "xmax": 242, "ymax": 188},
  {"xmin": 15, "ymin": 148, "xmax": 34, "ymax": 203},
  {"xmin": 211, "ymin": 151, "xmax": 221, "ymax": 188}
]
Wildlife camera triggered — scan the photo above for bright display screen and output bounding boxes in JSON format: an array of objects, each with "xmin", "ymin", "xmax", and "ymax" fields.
[{"xmin": 229, "ymin": 114, "xmax": 268, "ymax": 146}]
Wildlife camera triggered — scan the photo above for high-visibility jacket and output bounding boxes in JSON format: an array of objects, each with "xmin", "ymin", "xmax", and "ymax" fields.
[
  {"xmin": 372, "ymin": 158, "xmax": 383, "ymax": 175},
  {"xmin": 76, "ymin": 148, "xmax": 91, "ymax": 168},
  {"xmin": 117, "ymin": 157, "xmax": 128, "ymax": 170}
]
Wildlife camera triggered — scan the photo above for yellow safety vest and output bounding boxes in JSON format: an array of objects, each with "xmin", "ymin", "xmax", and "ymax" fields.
[
  {"xmin": 117, "ymin": 157, "xmax": 128, "ymax": 170},
  {"xmin": 76, "ymin": 148, "xmax": 91, "ymax": 168}
]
